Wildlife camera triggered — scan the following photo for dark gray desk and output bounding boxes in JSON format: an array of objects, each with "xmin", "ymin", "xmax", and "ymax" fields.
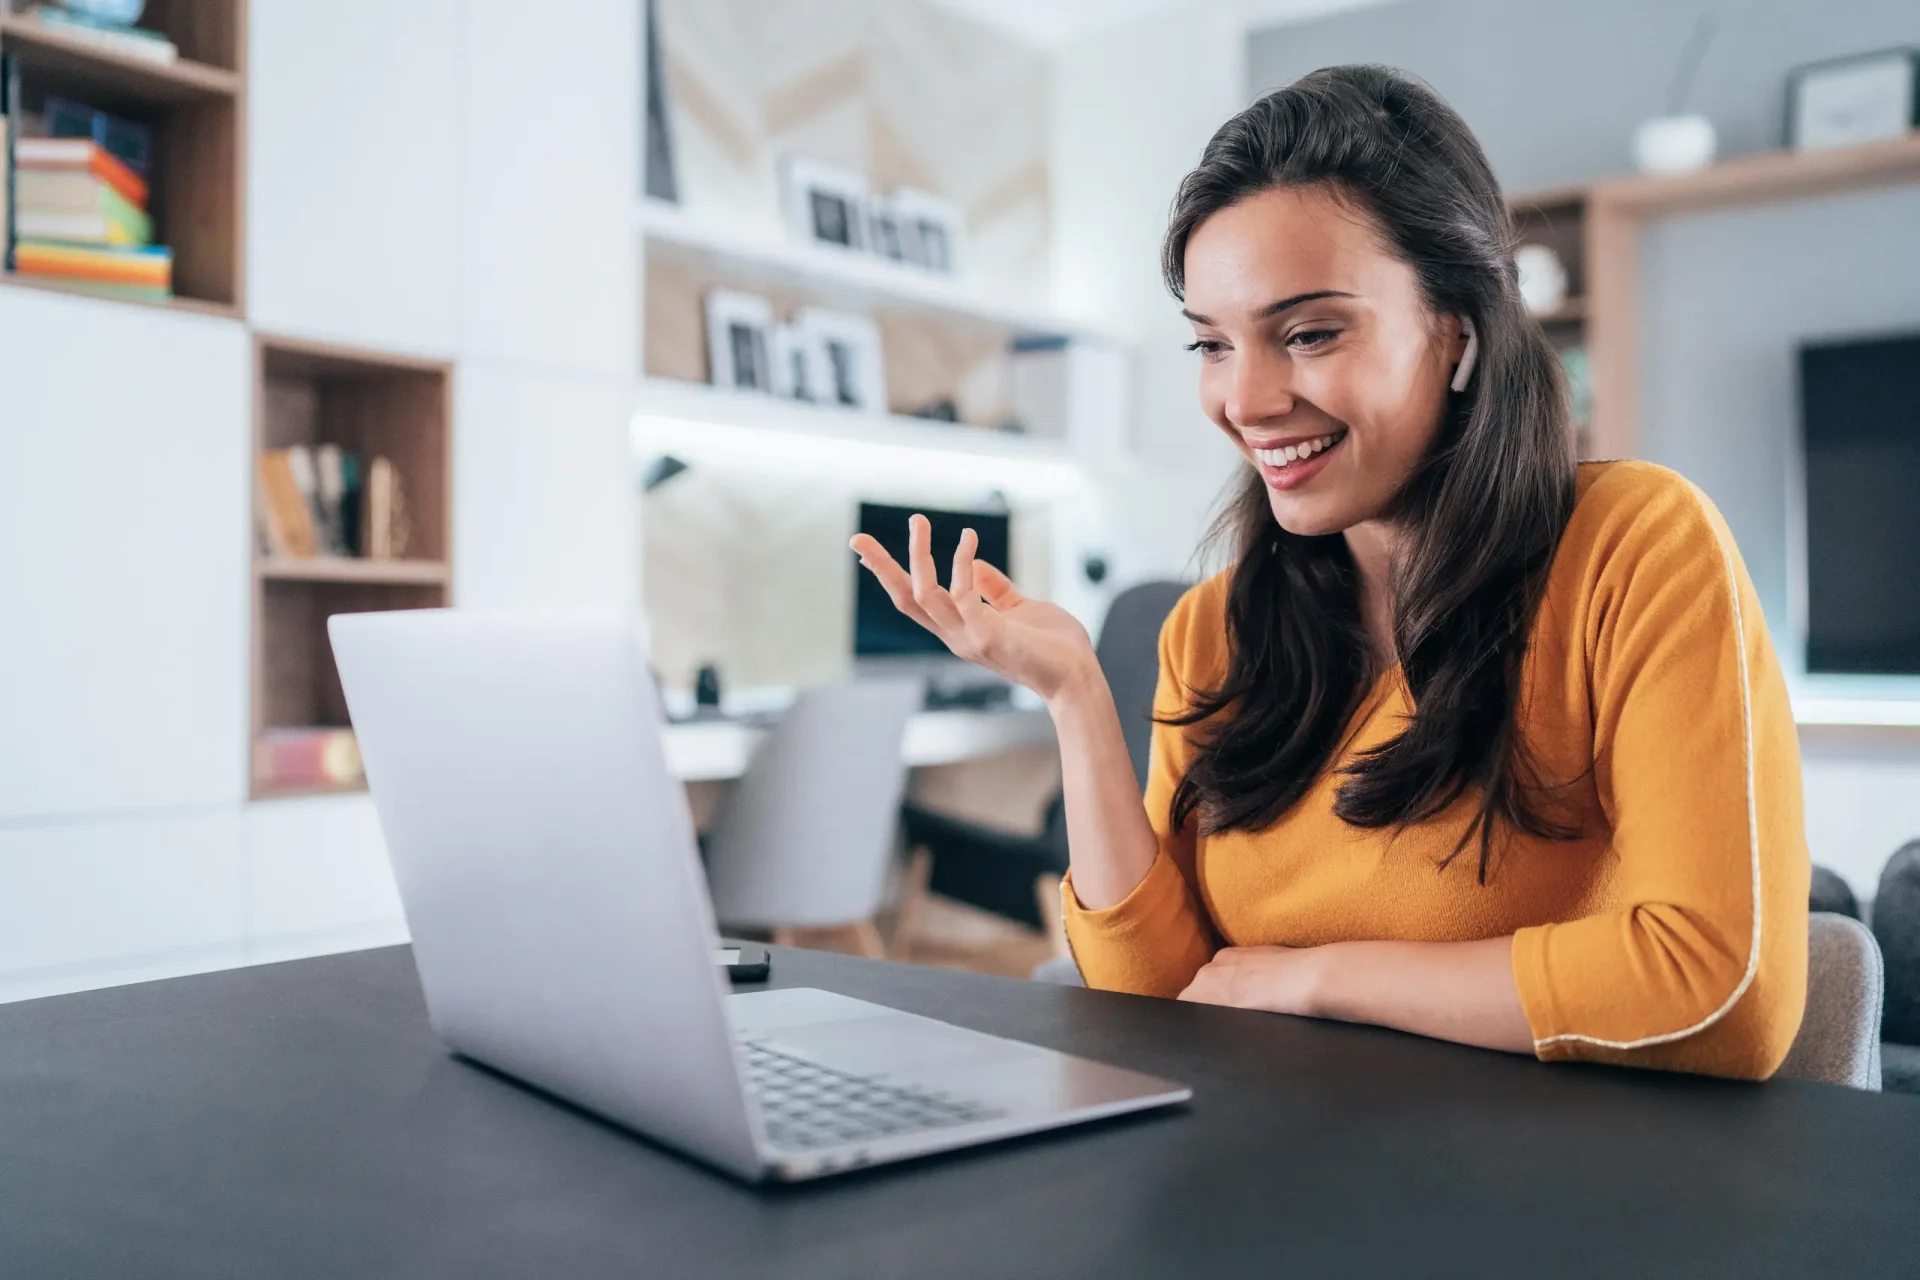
[{"xmin": 2, "ymin": 946, "xmax": 1917, "ymax": 1279}]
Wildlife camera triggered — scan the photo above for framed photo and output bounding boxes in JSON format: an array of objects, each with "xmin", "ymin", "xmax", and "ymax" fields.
[
  {"xmin": 704, "ymin": 290, "xmax": 775, "ymax": 392},
  {"xmin": 768, "ymin": 320, "xmax": 826, "ymax": 402},
  {"xmin": 886, "ymin": 188, "xmax": 966, "ymax": 276},
  {"xmin": 866, "ymin": 198, "xmax": 909, "ymax": 263},
  {"xmin": 780, "ymin": 156, "xmax": 869, "ymax": 252},
  {"xmin": 795, "ymin": 307, "xmax": 886, "ymax": 413},
  {"xmin": 1786, "ymin": 48, "xmax": 1919, "ymax": 151}
]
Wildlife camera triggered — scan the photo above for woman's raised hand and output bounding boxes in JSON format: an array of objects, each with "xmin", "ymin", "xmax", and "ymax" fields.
[{"xmin": 850, "ymin": 515, "xmax": 1098, "ymax": 705}]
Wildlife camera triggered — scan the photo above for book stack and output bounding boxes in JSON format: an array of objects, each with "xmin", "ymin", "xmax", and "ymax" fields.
[
  {"xmin": 254, "ymin": 727, "xmax": 364, "ymax": 793},
  {"xmin": 12, "ymin": 135, "xmax": 171, "ymax": 301},
  {"xmin": 20, "ymin": 5, "xmax": 179, "ymax": 64},
  {"xmin": 257, "ymin": 445, "xmax": 411, "ymax": 561}
]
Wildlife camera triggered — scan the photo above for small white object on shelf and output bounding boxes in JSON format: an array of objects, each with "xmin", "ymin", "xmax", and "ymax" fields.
[
  {"xmin": 1515, "ymin": 243, "xmax": 1568, "ymax": 315},
  {"xmin": 779, "ymin": 155, "xmax": 870, "ymax": 253},
  {"xmin": 703, "ymin": 289, "xmax": 775, "ymax": 392},
  {"xmin": 793, "ymin": 306, "xmax": 885, "ymax": 413},
  {"xmin": 1632, "ymin": 114, "xmax": 1717, "ymax": 175},
  {"xmin": 1787, "ymin": 49, "xmax": 1919, "ymax": 151}
]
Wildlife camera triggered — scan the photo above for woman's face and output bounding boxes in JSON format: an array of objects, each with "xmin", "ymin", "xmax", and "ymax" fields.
[{"xmin": 1182, "ymin": 184, "xmax": 1468, "ymax": 537}]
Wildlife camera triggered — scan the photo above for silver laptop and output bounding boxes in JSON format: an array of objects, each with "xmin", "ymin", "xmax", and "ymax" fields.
[{"xmin": 328, "ymin": 609, "xmax": 1189, "ymax": 1183}]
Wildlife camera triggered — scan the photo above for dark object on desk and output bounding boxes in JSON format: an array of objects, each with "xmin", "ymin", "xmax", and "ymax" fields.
[
  {"xmin": 903, "ymin": 580, "xmax": 1187, "ymax": 928},
  {"xmin": 718, "ymin": 943, "xmax": 771, "ymax": 981},
  {"xmin": 694, "ymin": 663, "xmax": 723, "ymax": 709},
  {"xmin": 920, "ymin": 681, "xmax": 1010, "ymax": 712},
  {"xmin": 855, "ymin": 501, "xmax": 1011, "ymax": 658},
  {"xmin": 6, "ymin": 945, "xmax": 1920, "ymax": 1279}
]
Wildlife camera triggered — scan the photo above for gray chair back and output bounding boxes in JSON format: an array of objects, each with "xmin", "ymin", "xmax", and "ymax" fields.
[
  {"xmin": 1779, "ymin": 912, "xmax": 1884, "ymax": 1090},
  {"xmin": 1095, "ymin": 580, "xmax": 1189, "ymax": 792},
  {"xmin": 704, "ymin": 678, "xmax": 923, "ymax": 930}
]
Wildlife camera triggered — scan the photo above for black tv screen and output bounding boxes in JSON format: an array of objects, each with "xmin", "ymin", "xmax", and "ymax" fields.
[
  {"xmin": 1800, "ymin": 331, "xmax": 1920, "ymax": 675},
  {"xmin": 854, "ymin": 502, "xmax": 1011, "ymax": 657}
]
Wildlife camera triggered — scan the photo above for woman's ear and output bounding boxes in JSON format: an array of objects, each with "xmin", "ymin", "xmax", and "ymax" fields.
[{"xmin": 1450, "ymin": 316, "xmax": 1478, "ymax": 393}]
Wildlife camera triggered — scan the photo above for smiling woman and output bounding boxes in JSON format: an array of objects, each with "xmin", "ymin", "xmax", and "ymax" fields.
[{"xmin": 853, "ymin": 65, "xmax": 1811, "ymax": 1081}]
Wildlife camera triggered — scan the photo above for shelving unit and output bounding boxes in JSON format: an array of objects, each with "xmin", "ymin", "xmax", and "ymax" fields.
[
  {"xmin": 0, "ymin": 0, "xmax": 245, "ymax": 313},
  {"xmin": 1507, "ymin": 184, "xmax": 1594, "ymax": 458},
  {"xmin": 250, "ymin": 335, "xmax": 451, "ymax": 800},
  {"xmin": 637, "ymin": 198, "xmax": 1118, "ymax": 343}
]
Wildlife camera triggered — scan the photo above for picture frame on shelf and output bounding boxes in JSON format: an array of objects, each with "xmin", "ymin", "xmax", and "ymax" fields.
[
  {"xmin": 780, "ymin": 156, "xmax": 869, "ymax": 252},
  {"xmin": 769, "ymin": 320, "xmax": 825, "ymax": 403},
  {"xmin": 1786, "ymin": 48, "xmax": 1919, "ymax": 151},
  {"xmin": 866, "ymin": 198, "xmax": 908, "ymax": 263},
  {"xmin": 704, "ymin": 290, "xmax": 776, "ymax": 393},
  {"xmin": 796, "ymin": 307, "xmax": 887, "ymax": 413},
  {"xmin": 886, "ymin": 188, "xmax": 966, "ymax": 276}
]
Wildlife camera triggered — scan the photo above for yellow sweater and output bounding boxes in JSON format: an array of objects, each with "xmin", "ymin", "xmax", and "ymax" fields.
[{"xmin": 1064, "ymin": 462, "xmax": 1809, "ymax": 1079}]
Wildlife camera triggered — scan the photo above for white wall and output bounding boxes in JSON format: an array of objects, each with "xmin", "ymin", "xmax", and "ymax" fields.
[
  {"xmin": 1050, "ymin": 8, "xmax": 1247, "ymax": 595},
  {"xmin": 0, "ymin": 0, "xmax": 640, "ymax": 1002}
]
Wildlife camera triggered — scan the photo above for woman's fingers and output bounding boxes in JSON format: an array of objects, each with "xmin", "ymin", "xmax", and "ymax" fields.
[
  {"xmin": 904, "ymin": 515, "xmax": 966, "ymax": 632},
  {"xmin": 975, "ymin": 560, "xmax": 1026, "ymax": 610},
  {"xmin": 850, "ymin": 535, "xmax": 940, "ymax": 632}
]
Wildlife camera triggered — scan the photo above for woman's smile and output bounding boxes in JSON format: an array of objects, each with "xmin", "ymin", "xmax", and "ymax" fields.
[{"xmin": 1247, "ymin": 428, "xmax": 1348, "ymax": 489}]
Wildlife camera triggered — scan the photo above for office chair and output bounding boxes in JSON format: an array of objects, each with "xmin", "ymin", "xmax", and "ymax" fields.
[
  {"xmin": 704, "ymin": 678, "xmax": 924, "ymax": 958},
  {"xmin": 899, "ymin": 581, "xmax": 1188, "ymax": 935}
]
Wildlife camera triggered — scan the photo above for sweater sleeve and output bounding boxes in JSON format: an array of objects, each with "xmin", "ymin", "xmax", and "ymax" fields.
[
  {"xmin": 1511, "ymin": 470, "xmax": 1809, "ymax": 1079},
  {"xmin": 1061, "ymin": 581, "xmax": 1223, "ymax": 997}
]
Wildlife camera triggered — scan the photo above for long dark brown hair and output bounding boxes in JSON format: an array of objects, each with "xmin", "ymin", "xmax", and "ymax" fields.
[{"xmin": 1162, "ymin": 65, "xmax": 1579, "ymax": 880}]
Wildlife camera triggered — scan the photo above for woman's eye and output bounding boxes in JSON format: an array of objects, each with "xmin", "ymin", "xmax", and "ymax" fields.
[
  {"xmin": 1184, "ymin": 339, "xmax": 1228, "ymax": 360},
  {"xmin": 1287, "ymin": 329, "xmax": 1339, "ymax": 350}
]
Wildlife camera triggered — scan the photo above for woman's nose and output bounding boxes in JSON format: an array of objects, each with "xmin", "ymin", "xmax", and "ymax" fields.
[{"xmin": 1222, "ymin": 345, "xmax": 1296, "ymax": 428}]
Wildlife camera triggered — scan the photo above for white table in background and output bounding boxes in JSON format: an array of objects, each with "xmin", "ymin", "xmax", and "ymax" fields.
[{"xmin": 661, "ymin": 708, "xmax": 1056, "ymax": 783}]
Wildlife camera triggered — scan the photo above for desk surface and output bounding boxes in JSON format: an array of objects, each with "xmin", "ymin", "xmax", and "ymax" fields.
[
  {"xmin": 663, "ymin": 707, "xmax": 1055, "ymax": 781},
  {"xmin": 2, "ymin": 946, "xmax": 1917, "ymax": 1279}
]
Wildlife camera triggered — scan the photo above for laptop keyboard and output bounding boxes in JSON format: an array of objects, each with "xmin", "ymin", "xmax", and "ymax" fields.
[{"xmin": 741, "ymin": 1039, "xmax": 1005, "ymax": 1151}]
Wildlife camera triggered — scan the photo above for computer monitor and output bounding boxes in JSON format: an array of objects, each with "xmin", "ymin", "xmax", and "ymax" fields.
[
  {"xmin": 1799, "ymin": 330, "xmax": 1920, "ymax": 675},
  {"xmin": 854, "ymin": 502, "xmax": 1012, "ymax": 657}
]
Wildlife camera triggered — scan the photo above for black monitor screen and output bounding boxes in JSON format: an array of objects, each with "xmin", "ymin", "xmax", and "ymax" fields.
[
  {"xmin": 1800, "ymin": 331, "xmax": 1920, "ymax": 675},
  {"xmin": 855, "ymin": 502, "xmax": 1011, "ymax": 657}
]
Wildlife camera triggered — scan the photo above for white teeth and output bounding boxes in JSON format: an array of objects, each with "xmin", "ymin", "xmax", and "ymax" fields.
[{"xmin": 1252, "ymin": 432, "xmax": 1342, "ymax": 468}]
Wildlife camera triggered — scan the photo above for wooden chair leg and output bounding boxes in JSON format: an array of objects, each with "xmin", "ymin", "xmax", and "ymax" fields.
[
  {"xmin": 1034, "ymin": 873, "xmax": 1070, "ymax": 959},
  {"xmin": 887, "ymin": 846, "xmax": 934, "ymax": 961}
]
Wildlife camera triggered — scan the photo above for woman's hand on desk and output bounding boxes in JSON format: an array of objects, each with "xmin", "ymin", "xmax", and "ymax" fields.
[
  {"xmin": 1178, "ymin": 946, "xmax": 1326, "ymax": 1016},
  {"xmin": 850, "ymin": 515, "xmax": 1097, "ymax": 704}
]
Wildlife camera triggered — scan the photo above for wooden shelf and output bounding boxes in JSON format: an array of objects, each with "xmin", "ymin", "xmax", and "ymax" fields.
[
  {"xmin": 257, "ymin": 556, "xmax": 450, "ymax": 586},
  {"xmin": 1592, "ymin": 131, "xmax": 1920, "ymax": 217},
  {"xmin": 0, "ymin": 16, "xmax": 238, "ymax": 105},
  {"xmin": 0, "ymin": 269, "xmax": 239, "ymax": 317},
  {"xmin": 637, "ymin": 198, "xmax": 1123, "ymax": 344},
  {"xmin": 251, "ymin": 333, "xmax": 452, "ymax": 802},
  {"xmin": 253, "ymin": 776, "xmax": 368, "ymax": 802},
  {"xmin": 1531, "ymin": 296, "xmax": 1587, "ymax": 325}
]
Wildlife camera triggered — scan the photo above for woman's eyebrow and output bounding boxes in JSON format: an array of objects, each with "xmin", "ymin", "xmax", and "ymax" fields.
[{"xmin": 1181, "ymin": 290, "xmax": 1356, "ymax": 326}]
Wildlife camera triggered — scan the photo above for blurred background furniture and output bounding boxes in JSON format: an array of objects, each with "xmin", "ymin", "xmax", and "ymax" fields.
[
  {"xmin": 702, "ymin": 678, "xmax": 924, "ymax": 958},
  {"xmin": 1871, "ymin": 841, "xmax": 1920, "ymax": 1093},
  {"xmin": 898, "ymin": 581, "xmax": 1188, "ymax": 946}
]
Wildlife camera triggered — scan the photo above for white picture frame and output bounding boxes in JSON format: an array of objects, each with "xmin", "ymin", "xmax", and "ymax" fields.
[
  {"xmin": 795, "ymin": 307, "xmax": 886, "ymax": 413},
  {"xmin": 885, "ymin": 188, "xmax": 966, "ymax": 276},
  {"xmin": 704, "ymin": 290, "xmax": 776, "ymax": 393},
  {"xmin": 768, "ymin": 320, "xmax": 826, "ymax": 402},
  {"xmin": 779, "ymin": 156, "xmax": 869, "ymax": 252},
  {"xmin": 1787, "ymin": 48, "xmax": 1919, "ymax": 151}
]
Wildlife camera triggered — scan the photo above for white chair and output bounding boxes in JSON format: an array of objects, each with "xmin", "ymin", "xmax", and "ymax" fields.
[
  {"xmin": 1780, "ymin": 912, "xmax": 1885, "ymax": 1090},
  {"xmin": 703, "ymin": 678, "xmax": 924, "ymax": 958}
]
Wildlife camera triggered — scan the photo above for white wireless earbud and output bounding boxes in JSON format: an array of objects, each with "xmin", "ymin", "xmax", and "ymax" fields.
[{"xmin": 1450, "ymin": 316, "xmax": 1479, "ymax": 393}]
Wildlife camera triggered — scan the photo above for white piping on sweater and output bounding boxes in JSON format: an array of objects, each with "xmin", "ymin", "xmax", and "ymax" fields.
[{"xmin": 1533, "ymin": 485, "xmax": 1763, "ymax": 1052}]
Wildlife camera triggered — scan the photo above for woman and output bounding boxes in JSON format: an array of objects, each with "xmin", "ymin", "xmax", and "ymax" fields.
[{"xmin": 852, "ymin": 66, "xmax": 1808, "ymax": 1079}]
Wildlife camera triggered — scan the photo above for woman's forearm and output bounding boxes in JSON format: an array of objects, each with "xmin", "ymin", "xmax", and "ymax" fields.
[
  {"xmin": 1046, "ymin": 666, "xmax": 1162, "ymax": 911},
  {"xmin": 1312, "ymin": 936, "xmax": 1534, "ymax": 1054}
]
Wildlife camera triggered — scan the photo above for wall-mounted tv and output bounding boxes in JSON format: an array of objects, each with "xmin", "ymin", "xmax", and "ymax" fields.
[
  {"xmin": 1798, "ymin": 331, "xmax": 1920, "ymax": 675},
  {"xmin": 854, "ymin": 502, "xmax": 1011, "ymax": 658}
]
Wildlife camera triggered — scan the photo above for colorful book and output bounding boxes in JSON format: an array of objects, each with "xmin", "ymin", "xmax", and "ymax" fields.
[
  {"xmin": 14, "ymin": 137, "xmax": 149, "ymax": 208},
  {"xmin": 13, "ymin": 239, "xmax": 171, "ymax": 290},
  {"xmin": 254, "ymin": 727, "xmax": 363, "ymax": 790},
  {"xmin": 23, "ymin": 7, "xmax": 179, "ymax": 65},
  {"xmin": 16, "ymin": 170, "xmax": 152, "ymax": 239},
  {"xmin": 257, "ymin": 450, "xmax": 318, "ymax": 558},
  {"xmin": 1, "ymin": 114, "xmax": 9, "ymax": 258},
  {"xmin": 16, "ymin": 206, "xmax": 152, "ymax": 246}
]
